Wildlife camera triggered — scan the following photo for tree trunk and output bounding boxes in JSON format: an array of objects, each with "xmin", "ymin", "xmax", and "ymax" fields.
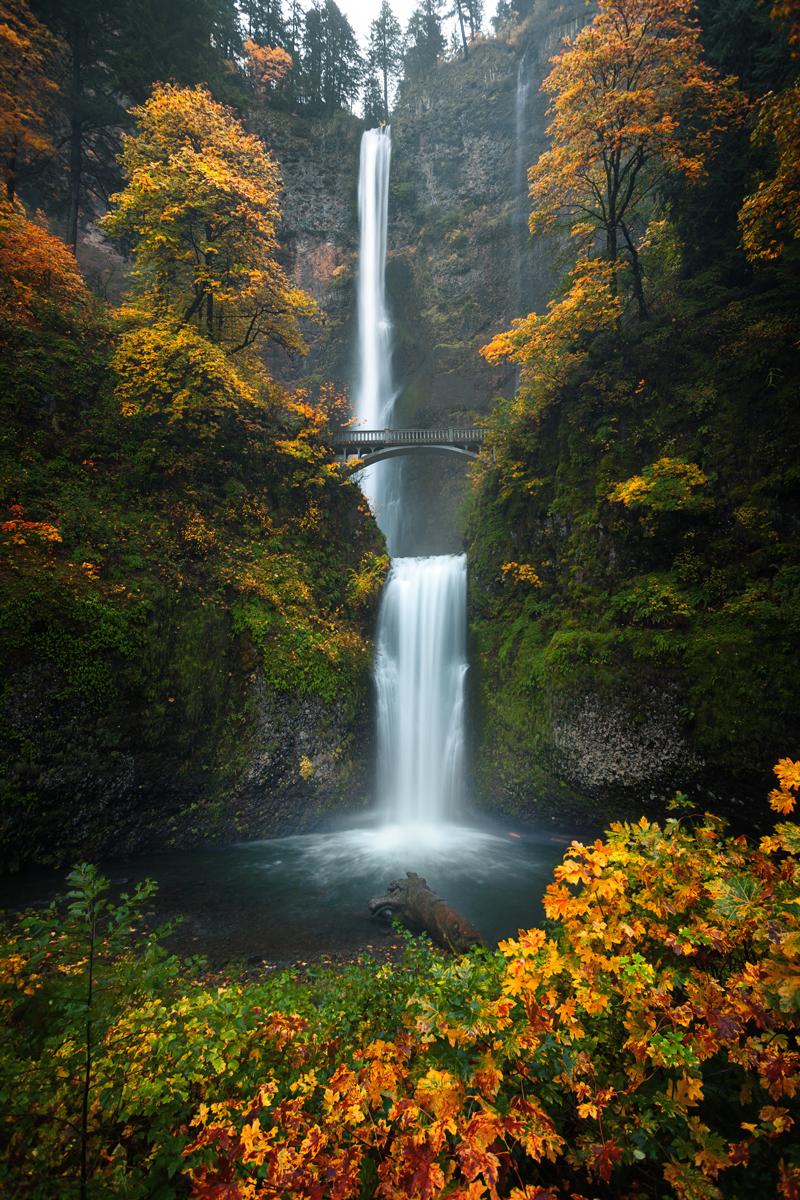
[
  {"xmin": 67, "ymin": 114, "xmax": 82, "ymax": 254},
  {"xmin": 453, "ymin": 0, "xmax": 469, "ymax": 59},
  {"xmin": 621, "ymin": 221, "xmax": 648, "ymax": 322},
  {"xmin": 369, "ymin": 871, "xmax": 487, "ymax": 953},
  {"xmin": 5, "ymin": 130, "xmax": 18, "ymax": 204}
]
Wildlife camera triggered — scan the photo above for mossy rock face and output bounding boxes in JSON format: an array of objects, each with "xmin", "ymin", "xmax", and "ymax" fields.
[
  {"xmin": 464, "ymin": 270, "xmax": 800, "ymax": 829},
  {"xmin": 0, "ymin": 600, "xmax": 376, "ymax": 873}
]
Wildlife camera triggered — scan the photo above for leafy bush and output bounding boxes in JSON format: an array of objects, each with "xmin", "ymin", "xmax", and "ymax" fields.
[{"xmin": 184, "ymin": 763, "xmax": 800, "ymax": 1200}]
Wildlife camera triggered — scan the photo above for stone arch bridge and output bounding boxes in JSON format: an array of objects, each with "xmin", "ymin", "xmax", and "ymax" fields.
[{"xmin": 330, "ymin": 427, "xmax": 488, "ymax": 472}]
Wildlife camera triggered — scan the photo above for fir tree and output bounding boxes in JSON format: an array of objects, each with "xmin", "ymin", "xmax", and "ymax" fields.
[{"xmin": 366, "ymin": 0, "xmax": 404, "ymax": 122}]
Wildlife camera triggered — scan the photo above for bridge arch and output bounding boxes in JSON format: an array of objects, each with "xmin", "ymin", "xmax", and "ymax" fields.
[
  {"xmin": 341, "ymin": 443, "xmax": 479, "ymax": 474},
  {"xmin": 331, "ymin": 427, "xmax": 488, "ymax": 474}
]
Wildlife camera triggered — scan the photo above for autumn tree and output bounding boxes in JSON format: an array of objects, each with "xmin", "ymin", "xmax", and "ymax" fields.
[
  {"xmin": 244, "ymin": 37, "xmax": 293, "ymax": 99},
  {"xmin": 739, "ymin": 0, "xmax": 800, "ymax": 260},
  {"xmin": 102, "ymin": 83, "xmax": 318, "ymax": 359},
  {"xmin": 528, "ymin": 0, "xmax": 741, "ymax": 321},
  {"xmin": 366, "ymin": 0, "xmax": 404, "ymax": 123},
  {"xmin": 0, "ymin": 0, "xmax": 61, "ymax": 204},
  {"xmin": 0, "ymin": 202, "xmax": 91, "ymax": 328}
]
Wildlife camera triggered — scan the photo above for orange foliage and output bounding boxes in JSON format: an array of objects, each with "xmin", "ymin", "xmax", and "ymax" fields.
[
  {"xmin": 740, "ymin": 78, "xmax": 800, "ymax": 261},
  {"xmin": 770, "ymin": 758, "xmax": 800, "ymax": 815},
  {"xmin": 0, "ymin": 0, "xmax": 60, "ymax": 203},
  {"xmin": 244, "ymin": 39, "xmax": 293, "ymax": 98},
  {"xmin": 182, "ymin": 763, "xmax": 800, "ymax": 1199},
  {"xmin": 0, "ymin": 203, "xmax": 90, "ymax": 328},
  {"xmin": 480, "ymin": 254, "xmax": 622, "ymax": 418},
  {"xmin": 772, "ymin": 0, "xmax": 800, "ymax": 51},
  {"xmin": 528, "ymin": 0, "xmax": 744, "ymax": 317},
  {"xmin": 0, "ymin": 503, "xmax": 61, "ymax": 545}
]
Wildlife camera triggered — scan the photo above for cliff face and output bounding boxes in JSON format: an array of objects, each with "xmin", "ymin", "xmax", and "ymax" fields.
[
  {"xmin": 260, "ymin": 2, "xmax": 594, "ymax": 555},
  {"xmin": 3, "ymin": 606, "xmax": 376, "ymax": 873},
  {"xmin": 265, "ymin": 2, "xmax": 594, "ymax": 414},
  {"xmin": 258, "ymin": 0, "xmax": 799, "ymax": 831}
]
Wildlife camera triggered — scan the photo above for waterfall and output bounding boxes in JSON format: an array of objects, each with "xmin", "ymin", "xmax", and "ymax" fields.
[
  {"xmin": 354, "ymin": 127, "xmax": 468, "ymax": 827},
  {"xmin": 374, "ymin": 555, "xmax": 467, "ymax": 825},
  {"xmin": 514, "ymin": 50, "xmax": 532, "ymax": 313},
  {"xmin": 355, "ymin": 126, "xmax": 393, "ymax": 431},
  {"xmin": 354, "ymin": 127, "xmax": 407, "ymax": 555}
]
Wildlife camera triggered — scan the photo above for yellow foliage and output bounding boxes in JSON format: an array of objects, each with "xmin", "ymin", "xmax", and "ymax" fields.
[
  {"xmin": 740, "ymin": 78, "xmax": 800, "ymax": 262},
  {"xmin": 103, "ymin": 84, "xmax": 319, "ymax": 358},
  {"xmin": 113, "ymin": 322, "xmax": 256, "ymax": 432},
  {"xmin": 609, "ymin": 457, "xmax": 711, "ymax": 514},
  {"xmin": 501, "ymin": 562, "xmax": 542, "ymax": 588}
]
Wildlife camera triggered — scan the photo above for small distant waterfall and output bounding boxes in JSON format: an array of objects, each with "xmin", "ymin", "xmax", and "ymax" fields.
[
  {"xmin": 514, "ymin": 50, "xmax": 532, "ymax": 313},
  {"xmin": 354, "ymin": 127, "xmax": 406, "ymax": 554},
  {"xmin": 374, "ymin": 555, "xmax": 467, "ymax": 825}
]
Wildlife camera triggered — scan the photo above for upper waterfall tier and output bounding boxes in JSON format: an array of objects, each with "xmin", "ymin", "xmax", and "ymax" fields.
[{"xmin": 355, "ymin": 126, "xmax": 394, "ymax": 431}]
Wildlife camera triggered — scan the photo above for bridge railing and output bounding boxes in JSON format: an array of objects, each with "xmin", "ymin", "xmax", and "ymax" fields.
[{"xmin": 329, "ymin": 427, "xmax": 487, "ymax": 446}]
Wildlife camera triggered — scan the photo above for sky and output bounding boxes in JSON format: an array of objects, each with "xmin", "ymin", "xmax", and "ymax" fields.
[{"xmin": 336, "ymin": 0, "xmax": 500, "ymax": 54}]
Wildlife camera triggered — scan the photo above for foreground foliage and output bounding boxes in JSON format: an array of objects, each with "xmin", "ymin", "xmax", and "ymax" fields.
[
  {"xmin": 181, "ymin": 764, "xmax": 800, "ymax": 1200},
  {"xmin": 4, "ymin": 768, "xmax": 797, "ymax": 1198}
]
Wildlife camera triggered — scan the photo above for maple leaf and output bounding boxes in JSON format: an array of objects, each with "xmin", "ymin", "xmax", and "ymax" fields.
[
  {"xmin": 779, "ymin": 1159, "xmax": 800, "ymax": 1200},
  {"xmin": 588, "ymin": 1139, "xmax": 623, "ymax": 1183}
]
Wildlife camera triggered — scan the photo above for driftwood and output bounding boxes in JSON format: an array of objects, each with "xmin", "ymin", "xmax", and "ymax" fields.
[{"xmin": 368, "ymin": 871, "xmax": 487, "ymax": 954}]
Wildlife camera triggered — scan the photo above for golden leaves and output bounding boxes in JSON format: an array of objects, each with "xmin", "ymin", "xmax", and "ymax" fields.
[
  {"xmin": 771, "ymin": 759, "xmax": 800, "ymax": 815},
  {"xmin": 609, "ymin": 457, "xmax": 711, "ymax": 514},
  {"xmin": 184, "ymin": 760, "xmax": 800, "ymax": 1200},
  {"xmin": 740, "ymin": 78, "xmax": 800, "ymax": 262},
  {"xmin": 102, "ymin": 84, "xmax": 319, "ymax": 358}
]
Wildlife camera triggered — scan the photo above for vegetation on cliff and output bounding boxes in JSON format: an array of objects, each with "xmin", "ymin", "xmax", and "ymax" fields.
[
  {"xmin": 0, "ymin": 82, "xmax": 387, "ymax": 870},
  {"xmin": 464, "ymin": 0, "xmax": 800, "ymax": 815}
]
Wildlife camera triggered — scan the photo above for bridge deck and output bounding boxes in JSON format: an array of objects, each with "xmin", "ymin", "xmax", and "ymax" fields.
[{"xmin": 330, "ymin": 427, "xmax": 487, "ymax": 456}]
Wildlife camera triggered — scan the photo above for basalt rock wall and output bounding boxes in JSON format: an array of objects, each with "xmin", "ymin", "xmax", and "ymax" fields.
[
  {"xmin": 260, "ymin": 3, "xmax": 595, "ymax": 555},
  {"xmin": 2, "ymin": 609, "xmax": 375, "ymax": 872}
]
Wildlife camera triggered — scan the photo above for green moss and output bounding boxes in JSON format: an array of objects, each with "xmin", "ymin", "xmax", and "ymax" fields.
[{"xmin": 465, "ymin": 268, "xmax": 800, "ymax": 801}]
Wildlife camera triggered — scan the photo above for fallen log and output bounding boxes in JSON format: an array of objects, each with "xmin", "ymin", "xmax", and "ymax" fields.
[{"xmin": 368, "ymin": 871, "xmax": 488, "ymax": 954}]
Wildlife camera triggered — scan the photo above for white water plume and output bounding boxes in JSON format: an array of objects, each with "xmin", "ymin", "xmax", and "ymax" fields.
[
  {"xmin": 374, "ymin": 554, "xmax": 468, "ymax": 825},
  {"xmin": 514, "ymin": 49, "xmax": 533, "ymax": 313},
  {"xmin": 353, "ymin": 126, "xmax": 407, "ymax": 554},
  {"xmin": 355, "ymin": 126, "xmax": 393, "ymax": 430}
]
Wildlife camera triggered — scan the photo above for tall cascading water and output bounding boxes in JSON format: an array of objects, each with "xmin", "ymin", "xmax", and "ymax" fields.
[
  {"xmin": 513, "ymin": 49, "xmax": 533, "ymax": 314},
  {"xmin": 354, "ymin": 126, "xmax": 406, "ymax": 554},
  {"xmin": 374, "ymin": 555, "xmax": 468, "ymax": 825},
  {"xmin": 355, "ymin": 127, "xmax": 468, "ymax": 827}
]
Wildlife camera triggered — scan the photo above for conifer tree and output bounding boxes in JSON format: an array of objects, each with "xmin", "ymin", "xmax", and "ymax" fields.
[
  {"xmin": 404, "ymin": 0, "xmax": 445, "ymax": 79},
  {"xmin": 30, "ymin": 0, "xmax": 126, "ymax": 251},
  {"xmin": 116, "ymin": 0, "xmax": 240, "ymax": 105},
  {"xmin": 301, "ymin": 0, "xmax": 362, "ymax": 113},
  {"xmin": 366, "ymin": 0, "xmax": 404, "ymax": 122},
  {"xmin": 240, "ymin": 0, "xmax": 286, "ymax": 48}
]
